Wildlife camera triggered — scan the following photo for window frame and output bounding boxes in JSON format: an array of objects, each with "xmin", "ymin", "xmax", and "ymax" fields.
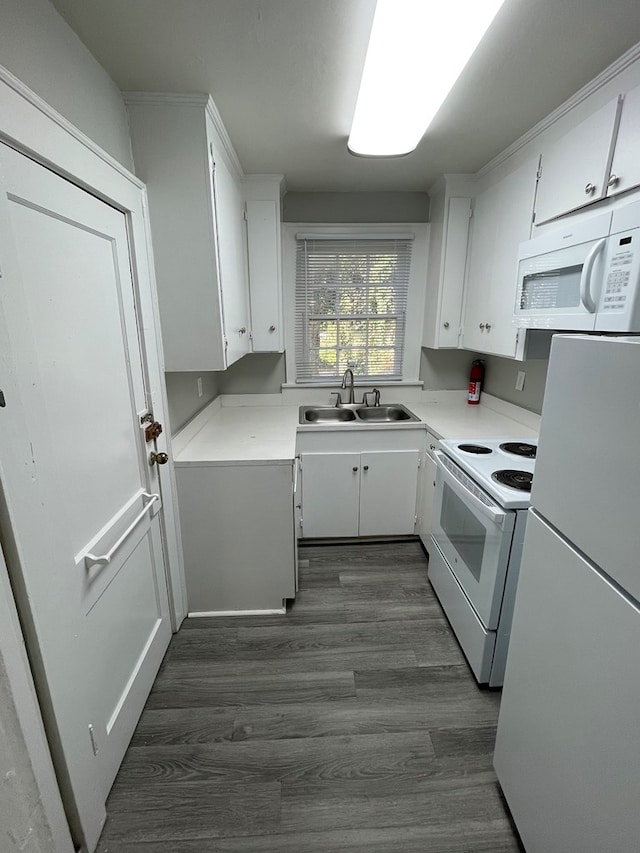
[{"xmin": 283, "ymin": 223, "xmax": 429, "ymax": 386}]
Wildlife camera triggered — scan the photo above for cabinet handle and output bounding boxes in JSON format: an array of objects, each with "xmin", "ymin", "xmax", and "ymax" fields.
[
  {"xmin": 485, "ymin": 323, "xmax": 492, "ymax": 330},
  {"xmin": 363, "ymin": 465, "xmax": 369, "ymax": 471},
  {"xmin": 269, "ymin": 324, "xmax": 276, "ymax": 332},
  {"xmin": 239, "ymin": 327, "xmax": 247, "ymax": 335},
  {"xmin": 443, "ymin": 321, "xmax": 450, "ymax": 329},
  {"xmin": 352, "ymin": 466, "xmax": 358, "ymax": 472},
  {"xmin": 479, "ymin": 322, "xmax": 485, "ymax": 330},
  {"xmin": 584, "ymin": 182, "xmax": 596, "ymax": 195},
  {"xmin": 607, "ymin": 174, "xmax": 619, "ymax": 188}
]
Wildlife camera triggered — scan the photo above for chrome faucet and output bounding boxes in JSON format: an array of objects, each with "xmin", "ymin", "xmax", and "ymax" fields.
[
  {"xmin": 363, "ymin": 387, "xmax": 381, "ymax": 407},
  {"xmin": 341, "ymin": 368, "xmax": 355, "ymax": 404}
]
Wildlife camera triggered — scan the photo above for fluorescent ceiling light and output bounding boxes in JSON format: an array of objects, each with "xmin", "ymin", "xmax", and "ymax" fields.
[{"xmin": 348, "ymin": 0, "xmax": 506, "ymax": 157}]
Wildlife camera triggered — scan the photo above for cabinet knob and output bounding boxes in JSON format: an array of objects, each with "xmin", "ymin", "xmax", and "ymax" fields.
[
  {"xmin": 485, "ymin": 323, "xmax": 492, "ymax": 331},
  {"xmin": 352, "ymin": 466, "xmax": 358, "ymax": 472},
  {"xmin": 443, "ymin": 321, "xmax": 450, "ymax": 329},
  {"xmin": 238, "ymin": 327, "xmax": 247, "ymax": 335},
  {"xmin": 584, "ymin": 182, "xmax": 596, "ymax": 195},
  {"xmin": 607, "ymin": 174, "xmax": 619, "ymax": 188},
  {"xmin": 479, "ymin": 322, "xmax": 485, "ymax": 330},
  {"xmin": 430, "ymin": 443, "xmax": 436, "ymax": 451},
  {"xmin": 363, "ymin": 465, "xmax": 369, "ymax": 471},
  {"xmin": 269, "ymin": 324, "xmax": 276, "ymax": 332}
]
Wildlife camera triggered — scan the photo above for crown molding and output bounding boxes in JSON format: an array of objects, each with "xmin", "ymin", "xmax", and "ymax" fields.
[
  {"xmin": 478, "ymin": 40, "xmax": 640, "ymax": 177},
  {"xmin": 123, "ymin": 90, "xmax": 244, "ymax": 177}
]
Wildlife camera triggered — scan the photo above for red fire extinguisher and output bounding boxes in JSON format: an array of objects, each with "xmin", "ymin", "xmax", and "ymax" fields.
[{"xmin": 468, "ymin": 359, "xmax": 485, "ymax": 405}]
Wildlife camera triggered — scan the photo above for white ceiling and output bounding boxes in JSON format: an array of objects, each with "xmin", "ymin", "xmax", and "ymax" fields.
[{"xmin": 51, "ymin": 0, "xmax": 640, "ymax": 192}]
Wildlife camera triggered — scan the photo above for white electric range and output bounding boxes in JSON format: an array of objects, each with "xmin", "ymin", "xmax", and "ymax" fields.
[{"xmin": 428, "ymin": 437, "xmax": 537, "ymax": 686}]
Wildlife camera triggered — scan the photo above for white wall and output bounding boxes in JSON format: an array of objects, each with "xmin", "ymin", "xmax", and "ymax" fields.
[{"xmin": 0, "ymin": 0, "xmax": 133, "ymax": 169}]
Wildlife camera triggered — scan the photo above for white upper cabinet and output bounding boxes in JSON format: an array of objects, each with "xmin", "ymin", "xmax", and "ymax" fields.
[
  {"xmin": 423, "ymin": 176, "xmax": 475, "ymax": 349},
  {"xmin": 607, "ymin": 83, "xmax": 640, "ymax": 199},
  {"xmin": 463, "ymin": 156, "xmax": 539, "ymax": 358},
  {"xmin": 126, "ymin": 94, "xmax": 250, "ymax": 371},
  {"xmin": 243, "ymin": 176, "xmax": 285, "ymax": 352}
]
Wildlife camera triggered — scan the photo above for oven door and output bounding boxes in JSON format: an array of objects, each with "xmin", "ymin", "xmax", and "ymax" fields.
[{"xmin": 431, "ymin": 452, "xmax": 516, "ymax": 629}]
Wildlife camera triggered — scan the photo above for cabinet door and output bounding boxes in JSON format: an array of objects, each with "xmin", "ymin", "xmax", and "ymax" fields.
[
  {"xmin": 463, "ymin": 157, "xmax": 537, "ymax": 357},
  {"xmin": 210, "ymin": 144, "xmax": 251, "ymax": 367},
  {"xmin": 300, "ymin": 453, "xmax": 360, "ymax": 538},
  {"xmin": 462, "ymin": 182, "xmax": 499, "ymax": 352},
  {"xmin": 437, "ymin": 197, "xmax": 472, "ymax": 348},
  {"xmin": 359, "ymin": 450, "xmax": 419, "ymax": 537},
  {"xmin": 246, "ymin": 199, "xmax": 283, "ymax": 351},
  {"xmin": 534, "ymin": 97, "xmax": 621, "ymax": 224},
  {"xmin": 485, "ymin": 157, "xmax": 539, "ymax": 357},
  {"xmin": 418, "ymin": 450, "xmax": 438, "ymax": 548},
  {"xmin": 607, "ymin": 83, "xmax": 640, "ymax": 199}
]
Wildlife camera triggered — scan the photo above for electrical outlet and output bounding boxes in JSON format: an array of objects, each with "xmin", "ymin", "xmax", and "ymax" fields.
[
  {"xmin": 197, "ymin": 376, "xmax": 203, "ymax": 398},
  {"xmin": 515, "ymin": 370, "xmax": 526, "ymax": 392}
]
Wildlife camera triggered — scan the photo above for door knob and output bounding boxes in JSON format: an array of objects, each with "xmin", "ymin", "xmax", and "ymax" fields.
[
  {"xmin": 269, "ymin": 324, "xmax": 276, "ymax": 332},
  {"xmin": 149, "ymin": 451, "xmax": 169, "ymax": 466},
  {"xmin": 238, "ymin": 327, "xmax": 247, "ymax": 335},
  {"xmin": 584, "ymin": 182, "xmax": 596, "ymax": 195},
  {"xmin": 479, "ymin": 323, "xmax": 485, "ymax": 330},
  {"xmin": 485, "ymin": 323, "xmax": 492, "ymax": 330},
  {"xmin": 352, "ymin": 466, "xmax": 358, "ymax": 472},
  {"xmin": 607, "ymin": 174, "xmax": 619, "ymax": 188},
  {"xmin": 443, "ymin": 321, "xmax": 450, "ymax": 329},
  {"xmin": 363, "ymin": 465, "xmax": 369, "ymax": 471}
]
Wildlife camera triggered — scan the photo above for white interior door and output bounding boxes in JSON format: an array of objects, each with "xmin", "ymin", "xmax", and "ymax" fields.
[{"xmin": 0, "ymin": 144, "xmax": 172, "ymax": 851}]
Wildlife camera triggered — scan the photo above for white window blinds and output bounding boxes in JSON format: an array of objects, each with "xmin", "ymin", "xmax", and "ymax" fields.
[{"xmin": 294, "ymin": 236, "xmax": 413, "ymax": 383}]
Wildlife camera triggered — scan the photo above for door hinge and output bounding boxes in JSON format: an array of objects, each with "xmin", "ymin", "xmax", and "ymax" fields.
[
  {"xmin": 243, "ymin": 207, "xmax": 248, "ymax": 221},
  {"xmin": 88, "ymin": 724, "xmax": 99, "ymax": 756}
]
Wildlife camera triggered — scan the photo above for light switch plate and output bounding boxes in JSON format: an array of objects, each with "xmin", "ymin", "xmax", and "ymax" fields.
[{"xmin": 515, "ymin": 370, "xmax": 526, "ymax": 391}]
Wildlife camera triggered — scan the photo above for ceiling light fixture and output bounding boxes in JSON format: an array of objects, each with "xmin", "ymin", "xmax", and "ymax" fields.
[{"xmin": 348, "ymin": 0, "xmax": 506, "ymax": 157}]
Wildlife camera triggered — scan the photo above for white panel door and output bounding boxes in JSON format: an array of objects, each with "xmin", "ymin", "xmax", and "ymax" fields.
[
  {"xmin": 300, "ymin": 453, "xmax": 360, "ymax": 538},
  {"xmin": 494, "ymin": 511, "xmax": 640, "ymax": 853},
  {"xmin": 0, "ymin": 145, "xmax": 171, "ymax": 851},
  {"xmin": 211, "ymin": 144, "xmax": 251, "ymax": 367},
  {"xmin": 359, "ymin": 450, "xmax": 419, "ymax": 537}
]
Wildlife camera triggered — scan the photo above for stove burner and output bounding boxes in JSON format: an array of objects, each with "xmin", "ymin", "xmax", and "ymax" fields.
[
  {"xmin": 499, "ymin": 441, "xmax": 537, "ymax": 458},
  {"xmin": 492, "ymin": 469, "xmax": 533, "ymax": 492},
  {"xmin": 457, "ymin": 443, "xmax": 492, "ymax": 455}
]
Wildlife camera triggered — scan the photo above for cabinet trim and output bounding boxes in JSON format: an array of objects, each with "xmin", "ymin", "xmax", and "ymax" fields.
[{"xmin": 477, "ymin": 41, "xmax": 640, "ymax": 179}]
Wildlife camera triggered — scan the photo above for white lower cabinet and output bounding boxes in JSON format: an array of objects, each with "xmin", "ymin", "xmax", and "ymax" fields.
[
  {"xmin": 418, "ymin": 431, "xmax": 440, "ymax": 549},
  {"xmin": 298, "ymin": 434, "xmax": 423, "ymax": 538},
  {"xmin": 176, "ymin": 461, "xmax": 296, "ymax": 612}
]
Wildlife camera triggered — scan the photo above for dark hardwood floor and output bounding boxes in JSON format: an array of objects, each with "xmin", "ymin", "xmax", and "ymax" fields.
[{"xmin": 97, "ymin": 541, "xmax": 521, "ymax": 852}]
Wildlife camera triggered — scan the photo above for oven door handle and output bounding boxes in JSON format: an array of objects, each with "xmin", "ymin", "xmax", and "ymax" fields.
[{"xmin": 435, "ymin": 451, "xmax": 506, "ymax": 527}]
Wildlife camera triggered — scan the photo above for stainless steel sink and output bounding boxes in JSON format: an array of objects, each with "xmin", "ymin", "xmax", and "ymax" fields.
[
  {"xmin": 300, "ymin": 406, "xmax": 357, "ymax": 423},
  {"xmin": 299, "ymin": 403, "xmax": 419, "ymax": 425},
  {"xmin": 355, "ymin": 405, "xmax": 418, "ymax": 422}
]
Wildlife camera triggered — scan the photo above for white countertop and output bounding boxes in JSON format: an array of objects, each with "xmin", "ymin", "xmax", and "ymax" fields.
[{"xmin": 172, "ymin": 392, "xmax": 539, "ymax": 466}]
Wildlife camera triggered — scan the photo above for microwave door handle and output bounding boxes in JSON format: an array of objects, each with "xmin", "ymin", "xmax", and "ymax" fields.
[
  {"xmin": 579, "ymin": 237, "xmax": 606, "ymax": 313},
  {"xmin": 435, "ymin": 452, "xmax": 506, "ymax": 527}
]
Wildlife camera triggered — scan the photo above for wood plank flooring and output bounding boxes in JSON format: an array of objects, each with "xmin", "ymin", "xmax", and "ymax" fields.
[{"xmin": 97, "ymin": 541, "xmax": 522, "ymax": 853}]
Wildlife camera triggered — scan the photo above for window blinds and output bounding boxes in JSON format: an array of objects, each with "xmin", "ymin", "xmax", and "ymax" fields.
[{"xmin": 294, "ymin": 236, "xmax": 413, "ymax": 383}]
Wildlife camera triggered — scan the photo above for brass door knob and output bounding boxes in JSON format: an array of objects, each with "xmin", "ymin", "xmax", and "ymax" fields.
[{"xmin": 149, "ymin": 451, "xmax": 169, "ymax": 466}]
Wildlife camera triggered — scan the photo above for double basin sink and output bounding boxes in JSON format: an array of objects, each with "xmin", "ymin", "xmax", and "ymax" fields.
[{"xmin": 299, "ymin": 403, "xmax": 420, "ymax": 425}]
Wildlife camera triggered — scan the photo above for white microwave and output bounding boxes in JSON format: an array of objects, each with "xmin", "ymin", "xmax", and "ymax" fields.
[{"xmin": 514, "ymin": 201, "xmax": 640, "ymax": 331}]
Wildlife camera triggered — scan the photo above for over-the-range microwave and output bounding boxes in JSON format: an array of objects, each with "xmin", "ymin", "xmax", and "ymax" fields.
[{"xmin": 514, "ymin": 200, "xmax": 640, "ymax": 331}]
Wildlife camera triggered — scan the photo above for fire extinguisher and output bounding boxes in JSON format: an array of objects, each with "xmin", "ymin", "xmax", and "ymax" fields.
[{"xmin": 468, "ymin": 359, "xmax": 485, "ymax": 405}]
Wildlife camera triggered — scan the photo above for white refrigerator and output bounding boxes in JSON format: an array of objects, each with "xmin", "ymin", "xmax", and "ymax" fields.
[{"xmin": 494, "ymin": 334, "xmax": 640, "ymax": 853}]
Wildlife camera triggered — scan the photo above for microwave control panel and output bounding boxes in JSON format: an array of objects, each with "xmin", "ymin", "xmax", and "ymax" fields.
[{"xmin": 601, "ymin": 229, "xmax": 639, "ymax": 312}]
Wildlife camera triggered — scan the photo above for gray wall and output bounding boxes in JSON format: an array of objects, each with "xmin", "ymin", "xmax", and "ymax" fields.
[
  {"xmin": 420, "ymin": 348, "xmax": 480, "ymax": 391},
  {"xmin": 283, "ymin": 192, "xmax": 430, "ymax": 222},
  {"xmin": 483, "ymin": 354, "xmax": 549, "ymax": 414},
  {"xmin": 165, "ymin": 355, "xmax": 286, "ymax": 433},
  {"xmin": 218, "ymin": 353, "xmax": 285, "ymax": 395},
  {"xmin": 0, "ymin": 0, "xmax": 134, "ymax": 170},
  {"xmin": 165, "ymin": 372, "xmax": 220, "ymax": 433}
]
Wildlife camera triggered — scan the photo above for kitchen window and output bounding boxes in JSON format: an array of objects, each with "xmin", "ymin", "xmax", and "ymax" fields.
[{"xmin": 293, "ymin": 234, "xmax": 413, "ymax": 383}]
